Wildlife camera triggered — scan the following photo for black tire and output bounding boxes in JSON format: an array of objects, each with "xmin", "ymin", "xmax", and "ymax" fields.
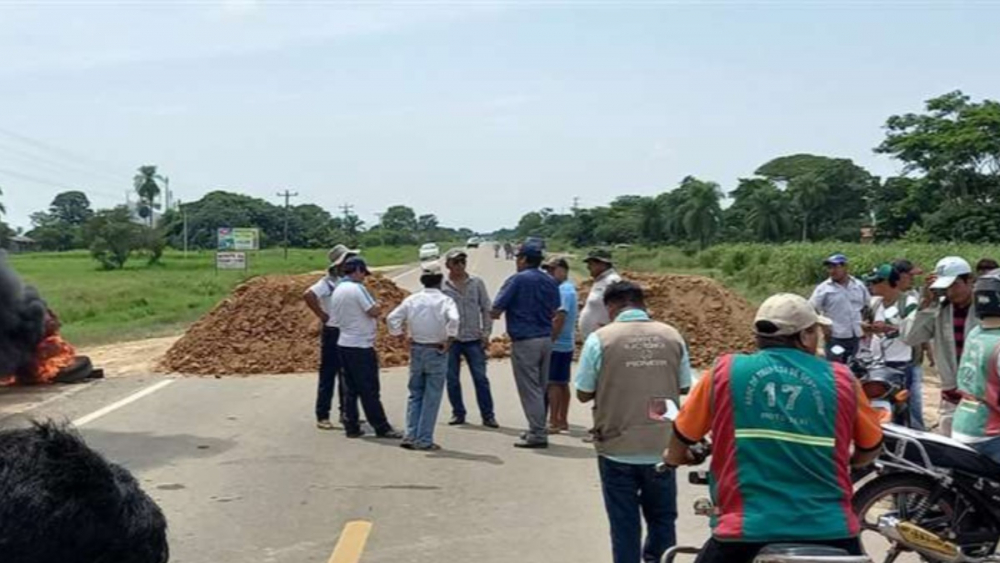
[{"xmin": 53, "ymin": 356, "xmax": 93, "ymax": 384}]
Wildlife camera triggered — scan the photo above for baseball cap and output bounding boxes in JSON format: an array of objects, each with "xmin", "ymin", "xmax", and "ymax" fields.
[
  {"xmin": 930, "ymin": 256, "xmax": 972, "ymax": 290},
  {"xmin": 327, "ymin": 244, "xmax": 359, "ymax": 267},
  {"xmin": 421, "ymin": 261, "xmax": 443, "ymax": 276},
  {"xmin": 754, "ymin": 293, "xmax": 832, "ymax": 336},
  {"xmin": 584, "ymin": 248, "xmax": 614, "ymax": 264},
  {"xmin": 341, "ymin": 256, "xmax": 370, "ymax": 275},
  {"xmin": 822, "ymin": 253, "xmax": 848, "ymax": 266},
  {"xmin": 892, "ymin": 259, "xmax": 924, "ymax": 276},
  {"xmin": 542, "ymin": 256, "xmax": 570, "ymax": 271},
  {"xmin": 444, "ymin": 248, "xmax": 468, "ymax": 262},
  {"xmin": 865, "ymin": 264, "xmax": 898, "ymax": 285},
  {"xmin": 517, "ymin": 242, "xmax": 544, "ymax": 259}
]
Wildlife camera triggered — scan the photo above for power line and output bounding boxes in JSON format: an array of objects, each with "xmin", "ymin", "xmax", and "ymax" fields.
[
  {"xmin": 277, "ymin": 189, "xmax": 299, "ymax": 260},
  {"xmin": 0, "ymin": 125, "xmax": 126, "ymax": 180},
  {"xmin": 0, "ymin": 166, "xmax": 120, "ymax": 201},
  {"xmin": 0, "ymin": 139, "xmax": 125, "ymax": 187}
]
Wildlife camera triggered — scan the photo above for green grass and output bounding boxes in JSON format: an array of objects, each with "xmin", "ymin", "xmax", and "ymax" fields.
[{"xmin": 8, "ymin": 246, "xmax": 419, "ymax": 346}]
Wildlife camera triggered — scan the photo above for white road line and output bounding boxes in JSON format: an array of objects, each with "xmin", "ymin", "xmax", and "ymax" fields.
[
  {"xmin": 72, "ymin": 379, "xmax": 176, "ymax": 427},
  {"xmin": 390, "ymin": 265, "xmax": 422, "ymax": 283}
]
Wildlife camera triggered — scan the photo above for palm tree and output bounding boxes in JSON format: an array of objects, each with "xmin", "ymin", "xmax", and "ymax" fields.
[
  {"xmin": 133, "ymin": 165, "xmax": 165, "ymax": 226},
  {"xmin": 677, "ymin": 177, "xmax": 723, "ymax": 250},
  {"xmin": 0, "ymin": 185, "xmax": 5, "ymax": 215},
  {"xmin": 638, "ymin": 197, "xmax": 665, "ymax": 243},
  {"xmin": 788, "ymin": 173, "xmax": 827, "ymax": 242},
  {"xmin": 746, "ymin": 184, "xmax": 792, "ymax": 242}
]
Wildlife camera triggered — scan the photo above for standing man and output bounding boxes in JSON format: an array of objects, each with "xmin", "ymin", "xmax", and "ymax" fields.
[
  {"xmin": 809, "ymin": 253, "xmax": 870, "ymax": 363},
  {"xmin": 387, "ymin": 262, "xmax": 460, "ymax": 451},
  {"xmin": 492, "ymin": 241, "xmax": 560, "ymax": 448},
  {"xmin": 977, "ymin": 258, "xmax": 999, "ymax": 276},
  {"xmin": 903, "ymin": 256, "xmax": 980, "ymax": 436},
  {"xmin": 866, "ymin": 264, "xmax": 921, "ymax": 427},
  {"xmin": 664, "ymin": 293, "xmax": 883, "ymax": 563},
  {"xmin": 328, "ymin": 257, "xmax": 403, "ymax": 440},
  {"xmin": 542, "ymin": 256, "xmax": 577, "ymax": 433},
  {"xmin": 893, "ymin": 259, "xmax": 929, "ymax": 429},
  {"xmin": 442, "ymin": 248, "xmax": 498, "ymax": 428},
  {"xmin": 575, "ymin": 281, "xmax": 691, "ymax": 563},
  {"xmin": 303, "ymin": 244, "xmax": 356, "ymax": 430},
  {"xmin": 579, "ymin": 249, "xmax": 623, "ymax": 342}
]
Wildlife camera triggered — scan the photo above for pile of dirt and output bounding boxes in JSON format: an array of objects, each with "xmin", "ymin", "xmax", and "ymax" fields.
[
  {"xmin": 579, "ymin": 271, "xmax": 756, "ymax": 367},
  {"xmin": 161, "ymin": 273, "xmax": 410, "ymax": 375}
]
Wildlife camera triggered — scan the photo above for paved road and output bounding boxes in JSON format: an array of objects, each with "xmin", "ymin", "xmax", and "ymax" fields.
[{"xmin": 1, "ymin": 246, "xmax": 710, "ymax": 563}]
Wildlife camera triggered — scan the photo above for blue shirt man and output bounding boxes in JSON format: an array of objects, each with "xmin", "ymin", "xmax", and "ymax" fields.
[{"xmin": 542, "ymin": 256, "xmax": 578, "ymax": 433}]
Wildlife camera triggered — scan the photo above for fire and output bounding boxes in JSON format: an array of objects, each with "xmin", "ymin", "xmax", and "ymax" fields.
[{"xmin": 1, "ymin": 335, "xmax": 77, "ymax": 386}]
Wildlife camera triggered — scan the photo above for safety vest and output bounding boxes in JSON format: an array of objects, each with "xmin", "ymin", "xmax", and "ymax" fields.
[
  {"xmin": 709, "ymin": 348, "xmax": 860, "ymax": 542},
  {"xmin": 953, "ymin": 327, "xmax": 1000, "ymax": 442}
]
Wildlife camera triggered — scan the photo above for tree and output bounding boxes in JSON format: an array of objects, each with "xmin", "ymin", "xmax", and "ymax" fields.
[
  {"xmin": 342, "ymin": 213, "xmax": 364, "ymax": 247},
  {"xmin": 637, "ymin": 198, "xmax": 665, "ymax": 243},
  {"xmin": 84, "ymin": 206, "xmax": 143, "ymax": 269},
  {"xmin": 746, "ymin": 183, "xmax": 792, "ymax": 242},
  {"xmin": 788, "ymin": 173, "xmax": 827, "ymax": 242},
  {"xmin": 49, "ymin": 191, "xmax": 93, "ymax": 225},
  {"xmin": 380, "ymin": 205, "xmax": 418, "ymax": 232},
  {"xmin": 515, "ymin": 211, "xmax": 544, "ymax": 238},
  {"xmin": 0, "ymin": 185, "xmax": 5, "ymax": 215},
  {"xmin": 417, "ymin": 214, "xmax": 439, "ymax": 232},
  {"xmin": 27, "ymin": 212, "xmax": 78, "ymax": 251},
  {"xmin": 676, "ymin": 176, "xmax": 723, "ymax": 249},
  {"xmin": 133, "ymin": 165, "xmax": 165, "ymax": 226}
]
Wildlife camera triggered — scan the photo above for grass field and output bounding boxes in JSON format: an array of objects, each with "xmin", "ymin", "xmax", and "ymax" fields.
[{"xmin": 8, "ymin": 246, "xmax": 420, "ymax": 346}]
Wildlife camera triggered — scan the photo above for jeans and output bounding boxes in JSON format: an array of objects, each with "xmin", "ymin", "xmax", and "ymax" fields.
[
  {"xmin": 339, "ymin": 346, "xmax": 392, "ymax": 435},
  {"xmin": 692, "ymin": 537, "xmax": 863, "ymax": 563},
  {"xmin": 316, "ymin": 327, "xmax": 347, "ymax": 421},
  {"xmin": 825, "ymin": 337, "xmax": 859, "ymax": 364},
  {"xmin": 908, "ymin": 365, "xmax": 926, "ymax": 430},
  {"xmin": 971, "ymin": 437, "xmax": 1000, "ymax": 466},
  {"xmin": 598, "ymin": 456, "xmax": 677, "ymax": 563},
  {"xmin": 406, "ymin": 346, "xmax": 448, "ymax": 447},
  {"xmin": 447, "ymin": 340, "xmax": 495, "ymax": 420},
  {"xmin": 511, "ymin": 337, "xmax": 552, "ymax": 443}
]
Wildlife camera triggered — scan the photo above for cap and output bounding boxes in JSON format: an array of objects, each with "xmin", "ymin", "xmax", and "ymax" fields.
[
  {"xmin": 444, "ymin": 248, "xmax": 468, "ymax": 262},
  {"xmin": 421, "ymin": 261, "xmax": 443, "ymax": 276},
  {"xmin": 542, "ymin": 256, "xmax": 569, "ymax": 271},
  {"xmin": 865, "ymin": 264, "xmax": 898, "ymax": 285},
  {"xmin": 892, "ymin": 259, "xmax": 923, "ymax": 276},
  {"xmin": 754, "ymin": 293, "xmax": 832, "ymax": 336},
  {"xmin": 976, "ymin": 258, "xmax": 999, "ymax": 273},
  {"xmin": 328, "ymin": 244, "xmax": 359, "ymax": 266},
  {"xmin": 823, "ymin": 253, "xmax": 848, "ymax": 266},
  {"xmin": 341, "ymin": 256, "xmax": 370, "ymax": 275},
  {"xmin": 930, "ymin": 256, "xmax": 972, "ymax": 290},
  {"xmin": 583, "ymin": 248, "xmax": 614, "ymax": 264},
  {"xmin": 516, "ymin": 242, "xmax": 544, "ymax": 259}
]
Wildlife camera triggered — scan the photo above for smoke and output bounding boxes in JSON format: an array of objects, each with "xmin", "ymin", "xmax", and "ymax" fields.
[{"xmin": 0, "ymin": 251, "xmax": 47, "ymax": 376}]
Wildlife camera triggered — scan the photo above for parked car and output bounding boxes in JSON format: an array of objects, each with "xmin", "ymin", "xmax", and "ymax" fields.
[
  {"xmin": 466, "ymin": 237, "xmax": 481, "ymax": 248},
  {"xmin": 419, "ymin": 243, "xmax": 440, "ymax": 261}
]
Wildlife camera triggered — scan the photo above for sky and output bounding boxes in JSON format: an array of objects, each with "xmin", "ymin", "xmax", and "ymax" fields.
[{"xmin": 1, "ymin": 1, "xmax": 998, "ymax": 233}]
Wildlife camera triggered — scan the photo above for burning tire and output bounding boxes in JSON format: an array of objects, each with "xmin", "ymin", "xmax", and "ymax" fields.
[{"xmin": 53, "ymin": 356, "xmax": 93, "ymax": 384}]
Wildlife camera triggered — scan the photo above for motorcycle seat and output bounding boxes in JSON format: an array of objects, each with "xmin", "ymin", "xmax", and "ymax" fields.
[{"xmin": 758, "ymin": 544, "xmax": 849, "ymax": 556}]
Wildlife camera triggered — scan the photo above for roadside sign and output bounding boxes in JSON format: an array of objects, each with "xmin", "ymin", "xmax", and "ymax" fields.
[
  {"xmin": 216, "ymin": 251, "xmax": 248, "ymax": 271},
  {"xmin": 217, "ymin": 228, "xmax": 259, "ymax": 251}
]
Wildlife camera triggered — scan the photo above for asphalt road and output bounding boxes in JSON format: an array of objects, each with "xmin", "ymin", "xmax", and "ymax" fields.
[{"xmin": 1, "ymin": 246, "xmax": 710, "ymax": 563}]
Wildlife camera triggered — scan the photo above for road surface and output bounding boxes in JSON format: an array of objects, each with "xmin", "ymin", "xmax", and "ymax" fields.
[{"xmin": 0, "ymin": 246, "xmax": 711, "ymax": 563}]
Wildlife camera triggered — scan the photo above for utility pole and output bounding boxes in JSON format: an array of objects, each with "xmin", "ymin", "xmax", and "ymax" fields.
[
  {"xmin": 374, "ymin": 212, "xmax": 385, "ymax": 246},
  {"xmin": 277, "ymin": 189, "xmax": 299, "ymax": 260},
  {"xmin": 572, "ymin": 196, "xmax": 580, "ymax": 213},
  {"xmin": 339, "ymin": 203, "xmax": 354, "ymax": 219}
]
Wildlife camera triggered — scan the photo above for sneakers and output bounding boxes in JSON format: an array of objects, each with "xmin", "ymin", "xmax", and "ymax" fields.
[
  {"xmin": 513, "ymin": 439, "xmax": 548, "ymax": 449},
  {"xmin": 345, "ymin": 429, "xmax": 366, "ymax": 439},
  {"xmin": 414, "ymin": 443, "xmax": 442, "ymax": 451},
  {"xmin": 316, "ymin": 420, "xmax": 336, "ymax": 431},
  {"xmin": 482, "ymin": 418, "xmax": 499, "ymax": 429},
  {"xmin": 376, "ymin": 429, "xmax": 404, "ymax": 439},
  {"xmin": 448, "ymin": 416, "xmax": 466, "ymax": 426},
  {"xmin": 400, "ymin": 438, "xmax": 415, "ymax": 450}
]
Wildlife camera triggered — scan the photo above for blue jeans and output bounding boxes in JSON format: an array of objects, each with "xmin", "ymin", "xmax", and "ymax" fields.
[
  {"xmin": 447, "ymin": 340, "xmax": 495, "ymax": 420},
  {"xmin": 908, "ymin": 365, "xmax": 926, "ymax": 431},
  {"xmin": 598, "ymin": 456, "xmax": 678, "ymax": 563},
  {"xmin": 406, "ymin": 346, "xmax": 448, "ymax": 447}
]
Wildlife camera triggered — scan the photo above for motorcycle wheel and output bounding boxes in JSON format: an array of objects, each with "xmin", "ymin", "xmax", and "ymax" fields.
[{"xmin": 853, "ymin": 473, "xmax": 995, "ymax": 562}]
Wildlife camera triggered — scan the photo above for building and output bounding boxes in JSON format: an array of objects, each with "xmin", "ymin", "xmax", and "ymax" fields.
[{"xmin": 9, "ymin": 235, "xmax": 37, "ymax": 254}]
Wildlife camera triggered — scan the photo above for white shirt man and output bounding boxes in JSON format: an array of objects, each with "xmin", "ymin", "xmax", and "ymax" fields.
[
  {"xmin": 387, "ymin": 286, "xmax": 460, "ymax": 344},
  {"xmin": 329, "ymin": 278, "xmax": 379, "ymax": 348},
  {"xmin": 579, "ymin": 249, "xmax": 623, "ymax": 340}
]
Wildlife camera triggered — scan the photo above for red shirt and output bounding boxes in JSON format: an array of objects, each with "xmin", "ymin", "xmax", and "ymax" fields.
[{"xmin": 954, "ymin": 303, "xmax": 970, "ymax": 363}]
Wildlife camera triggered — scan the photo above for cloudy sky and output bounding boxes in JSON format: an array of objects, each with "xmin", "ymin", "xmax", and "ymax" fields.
[{"xmin": 1, "ymin": 1, "xmax": 998, "ymax": 232}]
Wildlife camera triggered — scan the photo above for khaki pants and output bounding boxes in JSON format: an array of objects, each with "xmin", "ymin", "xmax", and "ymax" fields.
[{"xmin": 938, "ymin": 399, "xmax": 957, "ymax": 437}]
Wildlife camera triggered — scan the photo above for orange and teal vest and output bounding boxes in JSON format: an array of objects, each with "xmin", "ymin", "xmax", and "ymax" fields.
[
  {"xmin": 708, "ymin": 348, "xmax": 860, "ymax": 542},
  {"xmin": 953, "ymin": 327, "xmax": 1000, "ymax": 442}
]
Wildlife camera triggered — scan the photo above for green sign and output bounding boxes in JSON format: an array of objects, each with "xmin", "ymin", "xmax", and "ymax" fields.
[{"xmin": 217, "ymin": 228, "xmax": 259, "ymax": 251}]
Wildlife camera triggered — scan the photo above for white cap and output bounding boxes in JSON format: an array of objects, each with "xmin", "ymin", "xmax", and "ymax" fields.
[
  {"xmin": 754, "ymin": 293, "xmax": 832, "ymax": 336},
  {"xmin": 421, "ymin": 261, "xmax": 443, "ymax": 276},
  {"xmin": 930, "ymin": 256, "xmax": 972, "ymax": 290}
]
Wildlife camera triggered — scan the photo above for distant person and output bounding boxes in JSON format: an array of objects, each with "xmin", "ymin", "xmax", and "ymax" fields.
[
  {"xmin": 492, "ymin": 241, "xmax": 561, "ymax": 448},
  {"xmin": 388, "ymin": 261, "xmax": 460, "ymax": 451},
  {"xmin": 977, "ymin": 258, "xmax": 999, "ymax": 276},
  {"xmin": 809, "ymin": 253, "xmax": 870, "ymax": 363},
  {"xmin": 865, "ymin": 264, "xmax": 920, "ymax": 427},
  {"xmin": 503, "ymin": 242, "xmax": 514, "ymax": 260},
  {"xmin": 579, "ymin": 249, "xmax": 622, "ymax": 342},
  {"xmin": 328, "ymin": 256, "xmax": 403, "ymax": 439},
  {"xmin": 303, "ymin": 244, "xmax": 357, "ymax": 430},
  {"xmin": 442, "ymin": 248, "xmax": 498, "ymax": 428},
  {"xmin": 493, "ymin": 241, "xmax": 501, "ymax": 259},
  {"xmin": 542, "ymin": 256, "xmax": 577, "ymax": 434},
  {"xmin": 903, "ymin": 256, "xmax": 980, "ymax": 436},
  {"xmin": 575, "ymin": 281, "xmax": 692, "ymax": 563},
  {"xmin": 0, "ymin": 421, "xmax": 169, "ymax": 563},
  {"xmin": 893, "ymin": 259, "xmax": 930, "ymax": 428}
]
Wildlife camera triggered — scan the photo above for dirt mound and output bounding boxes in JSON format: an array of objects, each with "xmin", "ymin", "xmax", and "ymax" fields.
[
  {"xmin": 580, "ymin": 271, "xmax": 756, "ymax": 367},
  {"xmin": 161, "ymin": 273, "xmax": 410, "ymax": 375}
]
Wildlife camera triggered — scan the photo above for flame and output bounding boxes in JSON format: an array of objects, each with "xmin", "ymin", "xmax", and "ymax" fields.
[{"xmin": 3, "ymin": 335, "xmax": 77, "ymax": 385}]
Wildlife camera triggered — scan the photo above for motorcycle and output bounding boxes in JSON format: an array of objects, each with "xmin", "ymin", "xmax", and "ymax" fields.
[
  {"xmin": 852, "ymin": 424, "xmax": 1000, "ymax": 562},
  {"xmin": 832, "ymin": 335, "xmax": 911, "ymax": 428}
]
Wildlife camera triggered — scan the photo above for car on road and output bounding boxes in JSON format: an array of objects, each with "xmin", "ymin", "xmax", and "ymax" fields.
[
  {"xmin": 466, "ymin": 237, "xmax": 482, "ymax": 248},
  {"xmin": 419, "ymin": 243, "xmax": 440, "ymax": 261}
]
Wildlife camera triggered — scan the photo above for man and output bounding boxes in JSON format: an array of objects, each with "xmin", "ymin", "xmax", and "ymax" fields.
[
  {"xmin": 903, "ymin": 256, "xmax": 980, "ymax": 436},
  {"xmin": 492, "ymin": 241, "xmax": 561, "ymax": 448},
  {"xmin": 664, "ymin": 293, "xmax": 884, "ymax": 563},
  {"xmin": 0, "ymin": 421, "xmax": 169, "ymax": 563},
  {"xmin": 977, "ymin": 258, "xmax": 999, "ymax": 276},
  {"xmin": 809, "ymin": 253, "xmax": 870, "ymax": 363},
  {"xmin": 442, "ymin": 248, "xmax": 498, "ymax": 428},
  {"xmin": 579, "ymin": 249, "xmax": 623, "ymax": 341},
  {"xmin": 388, "ymin": 261, "xmax": 460, "ymax": 451},
  {"xmin": 575, "ymin": 281, "xmax": 691, "ymax": 563},
  {"xmin": 303, "ymin": 244, "xmax": 357, "ymax": 430},
  {"xmin": 328, "ymin": 256, "xmax": 403, "ymax": 439},
  {"xmin": 542, "ymin": 256, "xmax": 577, "ymax": 433},
  {"xmin": 893, "ymin": 259, "xmax": 930, "ymax": 429},
  {"xmin": 952, "ymin": 269, "xmax": 1000, "ymax": 464},
  {"xmin": 866, "ymin": 264, "xmax": 921, "ymax": 428}
]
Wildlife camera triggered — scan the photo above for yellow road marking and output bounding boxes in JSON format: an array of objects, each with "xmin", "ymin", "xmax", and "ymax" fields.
[{"xmin": 328, "ymin": 521, "xmax": 373, "ymax": 563}]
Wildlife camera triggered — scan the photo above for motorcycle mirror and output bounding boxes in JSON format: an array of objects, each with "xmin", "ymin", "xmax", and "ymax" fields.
[{"xmin": 648, "ymin": 398, "xmax": 680, "ymax": 422}]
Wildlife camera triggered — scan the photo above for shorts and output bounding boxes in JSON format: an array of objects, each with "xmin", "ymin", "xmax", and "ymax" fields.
[{"xmin": 548, "ymin": 350, "xmax": 573, "ymax": 384}]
